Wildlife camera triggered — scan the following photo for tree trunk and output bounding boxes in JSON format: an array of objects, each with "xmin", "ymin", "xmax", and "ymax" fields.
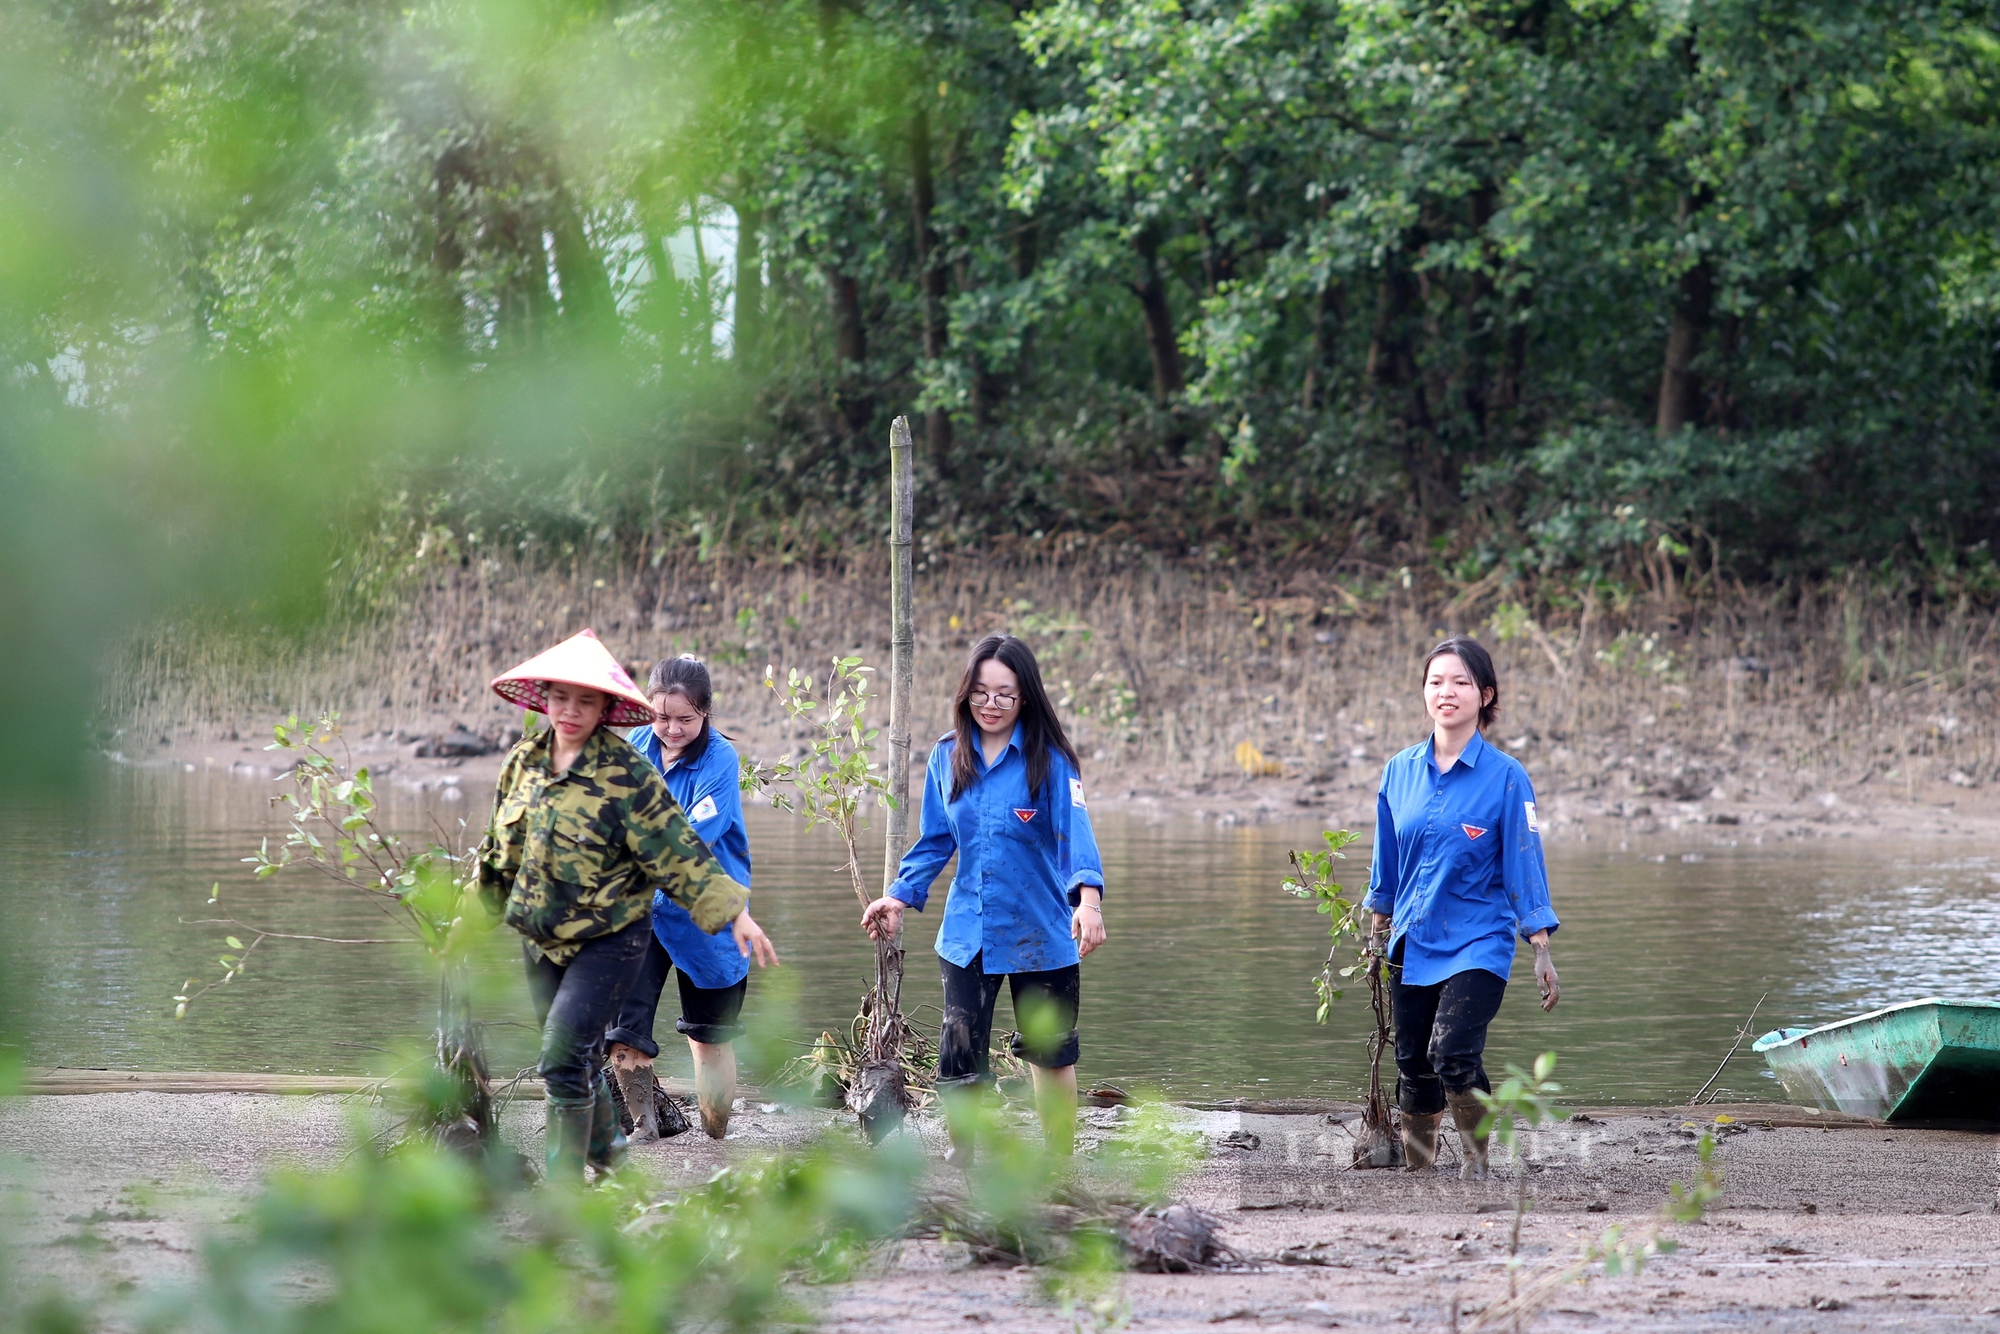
[
  {"xmin": 1365, "ymin": 249, "xmax": 1445, "ymax": 521},
  {"xmin": 1010, "ymin": 218, "xmax": 1040, "ymax": 393},
  {"xmin": 1462, "ymin": 186, "xmax": 1498, "ymax": 439},
  {"xmin": 733, "ymin": 202, "xmax": 762, "ymax": 370},
  {"xmin": 1301, "ymin": 280, "xmax": 1344, "ymax": 412},
  {"xmin": 828, "ymin": 268, "xmax": 871, "ymax": 432},
  {"xmin": 1656, "ymin": 193, "xmax": 1713, "ymax": 435},
  {"xmin": 550, "ymin": 192, "xmax": 615, "ymax": 335},
  {"xmin": 910, "ymin": 108, "xmax": 953, "ymax": 469},
  {"xmin": 1133, "ymin": 228, "xmax": 1184, "ymax": 400}
]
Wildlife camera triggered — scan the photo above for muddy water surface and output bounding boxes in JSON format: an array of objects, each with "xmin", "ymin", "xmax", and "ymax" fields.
[{"xmin": 4, "ymin": 763, "xmax": 1998, "ymax": 1105}]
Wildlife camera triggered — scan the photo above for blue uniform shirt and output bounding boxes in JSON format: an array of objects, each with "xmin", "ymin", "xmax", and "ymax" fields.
[
  {"xmin": 627, "ymin": 724, "xmax": 752, "ymax": 990},
  {"xmin": 1363, "ymin": 730, "xmax": 1559, "ymax": 988},
  {"xmin": 887, "ymin": 725, "xmax": 1105, "ymax": 974}
]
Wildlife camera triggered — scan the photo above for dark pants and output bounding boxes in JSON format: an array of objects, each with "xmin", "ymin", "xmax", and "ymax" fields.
[
  {"xmin": 603, "ymin": 931, "xmax": 748, "ymax": 1055},
  {"xmin": 1389, "ymin": 965, "xmax": 1508, "ymax": 1117},
  {"xmin": 525, "ymin": 919, "xmax": 651, "ymax": 1104},
  {"xmin": 937, "ymin": 952, "xmax": 1081, "ymax": 1089}
]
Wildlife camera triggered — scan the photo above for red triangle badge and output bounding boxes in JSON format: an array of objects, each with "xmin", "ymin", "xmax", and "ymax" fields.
[
  {"xmin": 1014, "ymin": 808, "xmax": 1037, "ymax": 823},
  {"xmin": 1462, "ymin": 823, "xmax": 1488, "ymax": 840}
]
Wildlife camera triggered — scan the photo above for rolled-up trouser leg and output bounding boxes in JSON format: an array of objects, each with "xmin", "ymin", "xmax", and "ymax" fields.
[
  {"xmin": 603, "ymin": 930, "xmax": 674, "ymax": 1061},
  {"xmin": 526, "ymin": 920, "xmax": 653, "ymax": 1104},
  {"xmin": 1005, "ymin": 965, "xmax": 1082, "ymax": 1071}
]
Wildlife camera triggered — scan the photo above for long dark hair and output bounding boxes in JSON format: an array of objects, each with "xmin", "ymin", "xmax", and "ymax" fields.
[
  {"xmin": 646, "ymin": 653, "xmax": 713, "ymax": 753},
  {"xmin": 1423, "ymin": 635, "xmax": 1500, "ymax": 729},
  {"xmin": 950, "ymin": 634, "xmax": 1079, "ymax": 803}
]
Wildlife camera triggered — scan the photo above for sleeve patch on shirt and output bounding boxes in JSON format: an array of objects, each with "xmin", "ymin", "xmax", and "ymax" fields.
[
  {"xmin": 1461, "ymin": 823, "xmax": 1488, "ymax": 840},
  {"xmin": 1013, "ymin": 807, "xmax": 1038, "ymax": 823},
  {"xmin": 1069, "ymin": 777, "xmax": 1087, "ymax": 808},
  {"xmin": 688, "ymin": 794, "xmax": 719, "ymax": 823},
  {"xmin": 1524, "ymin": 801, "xmax": 1540, "ymax": 834}
]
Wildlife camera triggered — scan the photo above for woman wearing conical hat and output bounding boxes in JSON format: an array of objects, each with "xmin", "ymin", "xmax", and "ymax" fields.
[{"xmin": 475, "ymin": 629, "xmax": 776, "ymax": 1183}]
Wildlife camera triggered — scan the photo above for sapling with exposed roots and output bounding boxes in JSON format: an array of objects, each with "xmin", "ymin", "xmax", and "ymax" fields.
[
  {"xmin": 1280, "ymin": 830, "xmax": 1399, "ymax": 1166},
  {"xmin": 741, "ymin": 657, "xmax": 913, "ymax": 1138},
  {"xmin": 175, "ymin": 712, "xmax": 500, "ymax": 1151}
]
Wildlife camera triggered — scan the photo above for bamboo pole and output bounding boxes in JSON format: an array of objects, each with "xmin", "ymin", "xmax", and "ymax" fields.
[
  {"xmin": 882, "ymin": 414, "xmax": 917, "ymax": 892},
  {"xmin": 878, "ymin": 417, "xmax": 915, "ymax": 1007},
  {"xmin": 852, "ymin": 415, "xmax": 916, "ymax": 1142}
]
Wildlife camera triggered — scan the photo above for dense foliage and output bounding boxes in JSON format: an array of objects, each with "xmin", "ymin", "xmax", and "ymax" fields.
[{"xmin": 9, "ymin": 0, "xmax": 2000, "ymax": 591}]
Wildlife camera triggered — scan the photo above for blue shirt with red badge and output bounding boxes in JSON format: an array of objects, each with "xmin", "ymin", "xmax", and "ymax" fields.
[
  {"xmin": 1363, "ymin": 729, "xmax": 1559, "ymax": 988},
  {"xmin": 887, "ymin": 723, "xmax": 1105, "ymax": 974},
  {"xmin": 626, "ymin": 723, "xmax": 752, "ymax": 989}
]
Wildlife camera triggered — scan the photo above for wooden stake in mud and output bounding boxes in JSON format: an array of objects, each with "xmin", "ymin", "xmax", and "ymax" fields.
[{"xmin": 852, "ymin": 414, "xmax": 918, "ymax": 1141}]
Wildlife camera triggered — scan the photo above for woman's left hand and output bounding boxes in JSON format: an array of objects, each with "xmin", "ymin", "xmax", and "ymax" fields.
[
  {"xmin": 1530, "ymin": 933, "xmax": 1559, "ymax": 1011},
  {"xmin": 733, "ymin": 909, "xmax": 780, "ymax": 968},
  {"xmin": 1072, "ymin": 892, "xmax": 1107, "ymax": 958}
]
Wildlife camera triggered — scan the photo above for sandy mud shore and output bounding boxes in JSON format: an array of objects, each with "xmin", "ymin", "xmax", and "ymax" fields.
[{"xmin": 5, "ymin": 1089, "xmax": 1995, "ymax": 1331}]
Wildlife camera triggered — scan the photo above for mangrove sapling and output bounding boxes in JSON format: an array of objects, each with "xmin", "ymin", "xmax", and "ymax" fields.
[
  {"xmin": 175, "ymin": 712, "xmax": 501, "ymax": 1152},
  {"xmin": 741, "ymin": 657, "xmax": 913, "ymax": 1139},
  {"xmin": 1280, "ymin": 830, "xmax": 1399, "ymax": 1167}
]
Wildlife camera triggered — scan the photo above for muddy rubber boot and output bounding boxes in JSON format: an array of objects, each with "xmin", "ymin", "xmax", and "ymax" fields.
[
  {"xmin": 1447, "ymin": 1089, "xmax": 1490, "ymax": 1181},
  {"xmin": 615, "ymin": 1063, "xmax": 660, "ymax": 1143},
  {"xmin": 588, "ymin": 1074, "xmax": 629, "ymax": 1174},
  {"xmin": 1400, "ymin": 1111, "xmax": 1443, "ymax": 1171},
  {"xmin": 544, "ymin": 1097, "xmax": 594, "ymax": 1186}
]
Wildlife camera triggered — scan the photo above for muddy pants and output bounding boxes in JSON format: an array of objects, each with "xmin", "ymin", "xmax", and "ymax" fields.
[
  {"xmin": 603, "ymin": 930, "xmax": 748, "ymax": 1055},
  {"xmin": 1389, "ymin": 966, "xmax": 1507, "ymax": 1116},
  {"xmin": 937, "ymin": 952, "xmax": 1081, "ymax": 1089},
  {"xmin": 525, "ymin": 919, "xmax": 651, "ymax": 1103}
]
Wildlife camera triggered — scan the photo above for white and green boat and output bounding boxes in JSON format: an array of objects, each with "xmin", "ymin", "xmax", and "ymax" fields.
[{"xmin": 1754, "ymin": 998, "xmax": 2000, "ymax": 1123}]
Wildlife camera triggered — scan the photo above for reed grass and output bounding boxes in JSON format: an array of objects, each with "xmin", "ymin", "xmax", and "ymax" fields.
[{"xmin": 102, "ymin": 545, "xmax": 2000, "ymax": 811}]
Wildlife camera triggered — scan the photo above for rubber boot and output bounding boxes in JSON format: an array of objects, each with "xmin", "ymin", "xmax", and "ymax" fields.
[
  {"xmin": 545, "ymin": 1097, "xmax": 594, "ymax": 1186},
  {"xmin": 588, "ymin": 1073, "xmax": 629, "ymax": 1174},
  {"xmin": 1400, "ymin": 1111, "xmax": 1443, "ymax": 1172},
  {"xmin": 615, "ymin": 1063, "xmax": 660, "ymax": 1143},
  {"xmin": 1447, "ymin": 1089, "xmax": 1490, "ymax": 1181}
]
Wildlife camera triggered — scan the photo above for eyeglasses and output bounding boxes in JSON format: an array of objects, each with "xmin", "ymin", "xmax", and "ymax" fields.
[{"xmin": 969, "ymin": 690, "xmax": 1019, "ymax": 710}]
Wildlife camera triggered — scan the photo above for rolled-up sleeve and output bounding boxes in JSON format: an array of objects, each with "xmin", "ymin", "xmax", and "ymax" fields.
[
  {"xmin": 1058, "ymin": 761, "xmax": 1105, "ymax": 902},
  {"xmin": 1363, "ymin": 784, "xmax": 1399, "ymax": 916},
  {"xmin": 625, "ymin": 772, "xmax": 747, "ymax": 933},
  {"xmin": 1502, "ymin": 774, "xmax": 1559, "ymax": 939},
  {"xmin": 887, "ymin": 744, "xmax": 957, "ymax": 911}
]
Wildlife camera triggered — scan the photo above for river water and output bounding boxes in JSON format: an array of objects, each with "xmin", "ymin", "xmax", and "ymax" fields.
[{"xmin": 5, "ymin": 764, "xmax": 1998, "ymax": 1106}]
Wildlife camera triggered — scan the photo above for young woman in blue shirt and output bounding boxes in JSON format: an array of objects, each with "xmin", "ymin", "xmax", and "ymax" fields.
[
  {"xmin": 862, "ymin": 634, "xmax": 1106, "ymax": 1164},
  {"xmin": 604, "ymin": 655, "xmax": 776, "ymax": 1141},
  {"xmin": 1363, "ymin": 636, "xmax": 1561, "ymax": 1178}
]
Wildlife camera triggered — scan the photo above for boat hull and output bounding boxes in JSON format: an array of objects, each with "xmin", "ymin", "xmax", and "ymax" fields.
[{"xmin": 1753, "ymin": 999, "xmax": 2000, "ymax": 1123}]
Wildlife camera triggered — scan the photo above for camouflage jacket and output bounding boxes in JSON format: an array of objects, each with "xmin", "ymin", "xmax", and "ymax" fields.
[{"xmin": 475, "ymin": 726, "xmax": 747, "ymax": 963}]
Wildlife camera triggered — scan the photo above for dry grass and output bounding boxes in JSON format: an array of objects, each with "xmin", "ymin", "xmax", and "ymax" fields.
[{"xmin": 103, "ymin": 544, "xmax": 2000, "ymax": 808}]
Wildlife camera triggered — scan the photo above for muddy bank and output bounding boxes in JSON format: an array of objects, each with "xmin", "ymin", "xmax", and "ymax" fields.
[
  {"xmin": 5, "ymin": 1091, "xmax": 1995, "ymax": 1331},
  {"xmin": 105, "ymin": 554, "xmax": 2000, "ymax": 850},
  {"xmin": 121, "ymin": 723, "xmax": 2000, "ymax": 851}
]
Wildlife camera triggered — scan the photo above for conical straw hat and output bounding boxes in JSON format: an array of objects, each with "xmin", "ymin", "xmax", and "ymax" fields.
[{"xmin": 490, "ymin": 629, "xmax": 654, "ymax": 727}]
